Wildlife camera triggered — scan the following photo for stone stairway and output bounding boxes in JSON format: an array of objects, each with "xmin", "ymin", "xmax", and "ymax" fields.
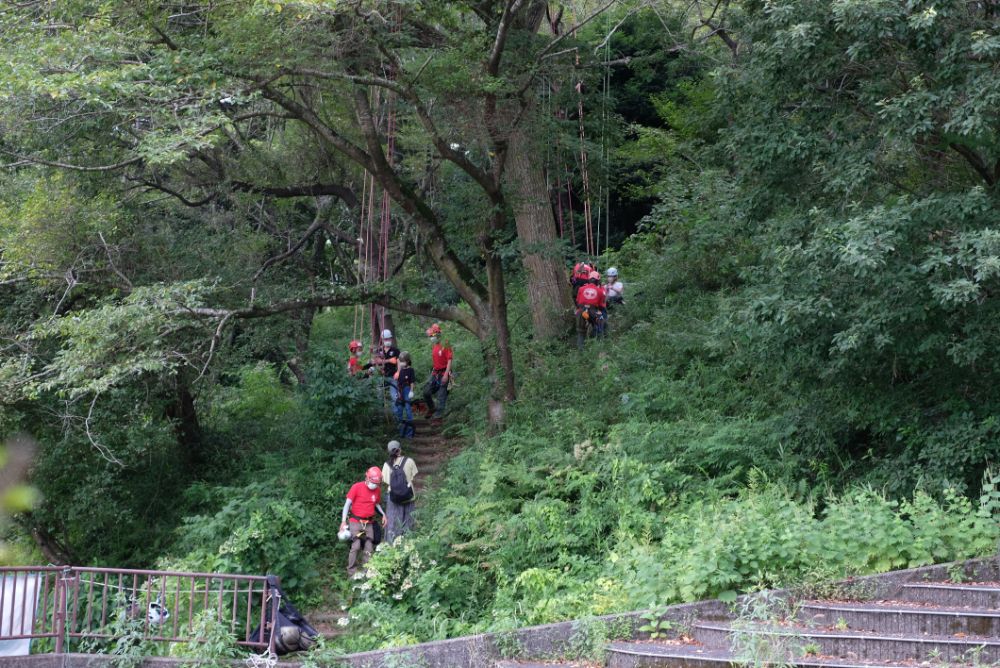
[
  {"xmin": 401, "ymin": 416, "xmax": 462, "ymax": 495},
  {"xmin": 603, "ymin": 577, "xmax": 1000, "ymax": 668}
]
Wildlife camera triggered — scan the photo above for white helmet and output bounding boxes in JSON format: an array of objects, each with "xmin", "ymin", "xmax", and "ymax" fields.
[
  {"xmin": 607, "ymin": 267, "xmax": 618, "ymax": 277},
  {"xmin": 338, "ymin": 527, "xmax": 353, "ymax": 541},
  {"xmin": 381, "ymin": 328, "xmax": 393, "ymax": 340}
]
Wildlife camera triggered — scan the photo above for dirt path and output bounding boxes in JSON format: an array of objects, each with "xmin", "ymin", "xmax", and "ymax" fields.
[{"xmin": 307, "ymin": 415, "xmax": 463, "ymax": 640}]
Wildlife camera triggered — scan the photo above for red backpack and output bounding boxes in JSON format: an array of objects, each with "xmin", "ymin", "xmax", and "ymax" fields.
[
  {"xmin": 572, "ymin": 263, "xmax": 592, "ymax": 283},
  {"xmin": 576, "ymin": 284, "xmax": 602, "ymax": 307}
]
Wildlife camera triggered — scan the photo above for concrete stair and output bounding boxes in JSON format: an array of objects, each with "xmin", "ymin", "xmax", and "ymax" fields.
[
  {"xmin": 602, "ymin": 576, "xmax": 1000, "ymax": 668},
  {"xmin": 398, "ymin": 420, "xmax": 462, "ymax": 495}
]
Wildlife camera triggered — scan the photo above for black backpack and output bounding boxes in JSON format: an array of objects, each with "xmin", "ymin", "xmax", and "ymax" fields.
[
  {"xmin": 249, "ymin": 575, "xmax": 319, "ymax": 655},
  {"xmin": 387, "ymin": 458, "xmax": 414, "ymax": 504}
]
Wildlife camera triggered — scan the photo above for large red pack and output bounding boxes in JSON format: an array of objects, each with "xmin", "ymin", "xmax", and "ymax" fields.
[{"xmin": 576, "ymin": 284, "xmax": 604, "ymax": 307}]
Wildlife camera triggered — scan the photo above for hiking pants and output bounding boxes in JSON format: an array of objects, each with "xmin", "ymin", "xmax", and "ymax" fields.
[
  {"xmin": 394, "ymin": 387, "xmax": 415, "ymax": 438},
  {"xmin": 423, "ymin": 373, "xmax": 448, "ymax": 417},
  {"xmin": 385, "ymin": 498, "xmax": 415, "ymax": 544},
  {"xmin": 346, "ymin": 520, "xmax": 375, "ymax": 577}
]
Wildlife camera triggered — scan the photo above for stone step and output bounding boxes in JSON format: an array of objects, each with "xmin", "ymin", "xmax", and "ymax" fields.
[
  {"xmin": 692, "ymin": 620, "xmax": 1000, "ymax": 663},
  {"xmin": 896, "ymin": 582, "xmax": 1000, "ymax": 607},
  {"xmin": 799, "ymin": 600, "xmax": 1000, "ymax": 636},
  {"xmin": 494, "ymin": 661, "xmax": 595, "ymax": 667},
  {"xmin": 605, "ymin": 641, "xmax": 951, "ymax": 668}
]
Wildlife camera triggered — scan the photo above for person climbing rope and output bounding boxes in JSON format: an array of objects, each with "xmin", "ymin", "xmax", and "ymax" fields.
[
  {"xmin": 570, "ymin": 261, "xmax": 593, "ymax": 291},
  {"xmin": 575, "ymin": 270, "xmax": 606, "ymax": 349},
  {"xmin": 373, "ymin": 329, "xmax": 401, "ymax": 404},
  {"xmin": 339, "ymin": 467, "xmax": 387, "ymax": 577},
  {"xmin": 393, "ymin": 351, "xmax": 416, "ymax": 438},
  {"xmin": 604, "ymin": 267, "xmax": 624, "ymax": 306},
  {"xmin": 423, "ymin": 323, "xmax": 453, "ymax": 420},
  {"xmin": 381, "ymin": 440, "xmax": 418, "ymax": 544}
]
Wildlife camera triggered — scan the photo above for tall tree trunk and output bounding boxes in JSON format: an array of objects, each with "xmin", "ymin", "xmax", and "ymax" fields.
[
  {"xmin": 506, "ymin": 125, "xmax": 574, "ymax": 339},
  {"xmin": 166, "ymin": 377, "xmax": 202, "ymax": 471},
  {"xmin": 478, "ymin": 213, "xmax": 517, "ymax": 430}
]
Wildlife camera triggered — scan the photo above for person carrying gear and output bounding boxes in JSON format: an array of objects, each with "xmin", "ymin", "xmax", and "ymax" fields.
[
  {"xmin": 347, "ymin": 340, "xmax": 367, "ymax": 376},
  {"xmin": 393, "ymin": 351, "xmax": 417, "ymax": 438},
  {"xmin": 340, "ymin": 467, "xmax": 387, "ymax": 577},
  {"xmin": 373, "ymin": 329, "xmax": 401, "ymax": 404},
  {"xmin": 570, "ymin": 261, "xmax": 593, "ymax": 291},
  {"xmin": 381, "ymin": 440, "xmax": 419, "ymax": 543},
  {"xmin": 604, "ymin": 267, "xmax": 624, "ymax": 306},
  {"xmin": 575, "ymin": 271, "xmax": 606, "ymax": 349},
  {"xmin": 423, "ymin": 323, "xmax": 453, "ymax": 420}
]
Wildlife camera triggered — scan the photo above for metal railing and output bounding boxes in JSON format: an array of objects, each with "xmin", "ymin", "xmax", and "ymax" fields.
[{"xmin": 0, "ymin": 566, "xmax": 279, "ymax": 655}]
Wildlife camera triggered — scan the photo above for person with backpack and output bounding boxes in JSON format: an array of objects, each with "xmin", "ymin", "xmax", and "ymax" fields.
[
  {"xmin": 570, "ymin": 261, "xmax": 593, "ymax": 291},
  {"xmin": 339, "ymin": 467, "xmax": 388, "ymax": 577},
  {"xmin": 393, "ymin": 351, "xmax": 417, "ymax": 438},
  {"xmin": 381, "ymin": 440, "xmax": 418, "ymax": 543},
  {"xmin": 575, "ymin": 271, "xmax": 606, "ymax": 349},
  {"xmin": 423, "ymin": 323, "xmax": 453, "ymax": 420}
]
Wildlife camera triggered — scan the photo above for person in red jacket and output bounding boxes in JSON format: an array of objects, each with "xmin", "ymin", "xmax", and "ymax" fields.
[
  {"xmin": 347, "ymin": 340, "xmax": 366, "ymax": 376},
  {"xmin": 339, "ymin": 467, "xmax": 387, "ymax": 577},
  {"xmin": 575, "ymin": 271, "xmax": 606, "ymax": 349},
  {"xmin": 423, "ymin": 323, "xmax": 453, "ymax": 420}
]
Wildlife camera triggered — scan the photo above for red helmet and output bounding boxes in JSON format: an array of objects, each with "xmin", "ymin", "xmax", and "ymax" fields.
[
  {"xmin": 366, "ymin": 466, "xmax": 382, "ymax": 484},
  {"xmin": 426, "ymin": 323, "xmax": 442, "ymax": 337},
  {"xmin": 588, "ymin": 270, "xmax": 601, "ymax": 281},
  {"xmin": 349, "ymin": 340, "xmax": 363, "ymax": 352}
]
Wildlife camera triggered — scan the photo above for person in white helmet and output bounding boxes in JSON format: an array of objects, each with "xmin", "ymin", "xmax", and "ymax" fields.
[
  {"xmin": 604, "ymin": 267, "xmax": 624, "ymax": 306},
  {"xmin": 373, "ymin": 329, "xmax": 401, "ymax": 405}
]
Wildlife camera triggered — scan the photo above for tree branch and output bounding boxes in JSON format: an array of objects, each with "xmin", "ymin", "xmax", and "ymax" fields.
[
  {"xmin": 950, "ymin": 142, "xmax": 997, "ymax": 186},
  {"xmin": 488, "ymin": 0, "xmax": 527, "ymax": 76},
  {"xmin": 258, "ymin": 81, "xmax": 376, "ymax": 171},
  {"xmin": 231, "ymin": 180, "xmax": 358, "ymax": 207},
  {"xmin": 253, "ymin": 198, "xmax": 335, "ymax": 281},
  {"xmin": 352, "ymin": 87, "xmax": 490, "ymax": 309},
  {"xmin": 536, "ymin": 0, "xmax": 618, "ymax": 61},
  {"xmin": 0, "ymin": 150, "xmax": 142, "ymax": 172},
  {"xmin": 185, "ymin": 289, "xmax": 479, "ymax": 334}
]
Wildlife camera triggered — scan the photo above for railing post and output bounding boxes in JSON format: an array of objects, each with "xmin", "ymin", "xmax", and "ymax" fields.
[
  {"xmin": 266, "ymin": 585, "xmax": 281, "ymax": 658},
  {"xmin": 54, "ymin": 567, "xmax": 73, "ymax": 654}
]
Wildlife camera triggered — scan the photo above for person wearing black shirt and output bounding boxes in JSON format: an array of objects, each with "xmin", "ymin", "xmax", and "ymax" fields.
[
  {"xmin": 393, "ymin": 351, "xmax": 417, "ymax": 438},
  {"xmin": 373, "ymin": 328, "xmax": 401, "ymax": 404}
]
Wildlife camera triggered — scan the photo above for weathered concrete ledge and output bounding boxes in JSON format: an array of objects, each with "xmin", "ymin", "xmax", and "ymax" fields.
[{"xmin": 2, "ymin": 557, "xmax": 996, "ymax": 668}]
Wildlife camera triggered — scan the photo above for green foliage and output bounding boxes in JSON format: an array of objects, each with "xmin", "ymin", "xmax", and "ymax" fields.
[
  {"xmin": 301, "ymin": 350, "xmax": 382, "ymax": 448},
  {"xmin": 167, "ymin": 611, "xmax": 242, "ymax": 668},
  {"xmin": 638, "ymin": 605, "xmax": 674, "ymax": 639}
]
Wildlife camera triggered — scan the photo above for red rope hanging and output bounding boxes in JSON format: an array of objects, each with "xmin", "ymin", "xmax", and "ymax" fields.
[{"xmin": 576, "ymin": 79, "xmax": 595, "ymax": 258}]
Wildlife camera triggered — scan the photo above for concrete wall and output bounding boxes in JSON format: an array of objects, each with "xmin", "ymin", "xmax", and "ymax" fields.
[{"xmin": 4, "ymin": 557, "xmax": 996, "ymax": 668}]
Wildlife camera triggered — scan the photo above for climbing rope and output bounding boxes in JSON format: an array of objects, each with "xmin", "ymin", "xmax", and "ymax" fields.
[{"xmin": 244, "ymin": 650, "xmax": 278, "ymax": 668}]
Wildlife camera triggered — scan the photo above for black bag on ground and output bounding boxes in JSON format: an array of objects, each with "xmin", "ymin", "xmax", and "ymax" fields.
[
  {"xmin": 387, "ymin": 457, "xmax": 414, "ymax": 504},
  {"xmin": 249, "ymin": 575, "xmax": 319, "ymax": 655}
]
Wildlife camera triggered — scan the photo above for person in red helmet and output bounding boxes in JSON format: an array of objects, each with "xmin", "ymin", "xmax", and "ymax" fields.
[
  {"xmin": 340, "ymin": 467, "xmax": 387, "ymax": 577},
  {"xmin": 574, "ymin": 270, "xmax": 606, "ymax": 348},
  {"xmin": 570, "ymin": 261, "xmax": 593, "ymax": 291},
  {"xmin": 423, "ymin": 323, "xmax": 453, "ymax": 420},
  {"xmin": 347, "ymin": 340, "xmax": 366, "ymax": 376}
]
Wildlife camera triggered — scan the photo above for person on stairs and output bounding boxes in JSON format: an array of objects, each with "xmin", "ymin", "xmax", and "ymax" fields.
[
  {"xmin": 423, "ymin": 323, "xmax": 453, "ymax": 420},
  {"xmin": 393, "ymin": 351, "xmax": 417, "ymax": 439},
  {"xmin": 381, "ymin": 440, "xmax": 418, "ymax": 544},
  {"xmin": 339, "ymin": 467, "xmax": 387, "ymax": 577}
]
